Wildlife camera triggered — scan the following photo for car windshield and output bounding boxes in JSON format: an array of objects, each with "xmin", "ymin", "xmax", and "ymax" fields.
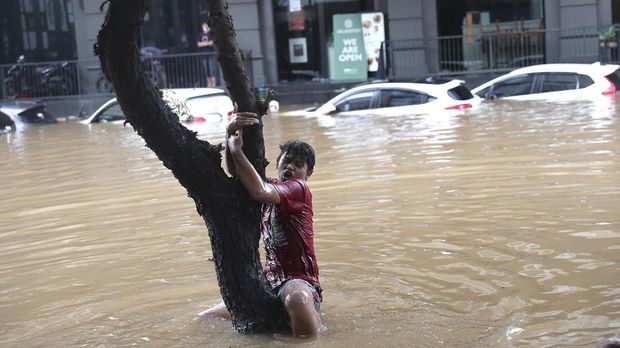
[
  {"xmin": 184, "ymin": 94, "xmax": 228, "ymax": 117},
  {"xmin": 98, "ymin": 103, "xmax": 126, "ymax": 123}
]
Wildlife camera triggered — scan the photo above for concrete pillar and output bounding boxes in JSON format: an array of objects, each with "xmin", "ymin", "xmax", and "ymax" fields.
[
  {"xmin": 73, "ymin": 0, "xmax": 106, "ymax": 61},
  {"xmin": 258, "ymin": 0, "xmax": 278, "ymax": 84}
]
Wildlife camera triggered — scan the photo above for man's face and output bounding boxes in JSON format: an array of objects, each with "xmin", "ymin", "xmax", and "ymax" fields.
[
  {"xmin": 277, "ymin": 151, "xmax": 312, "ymax": 181},
  {"xmin": 202, "ymin": 23, "xmax": 209, "ymax": 32}
]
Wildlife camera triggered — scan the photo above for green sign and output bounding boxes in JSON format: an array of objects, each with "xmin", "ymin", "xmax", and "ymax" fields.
[{"xmin": 332, "ymin": 14, "xmax": 367, "ymax": 81}]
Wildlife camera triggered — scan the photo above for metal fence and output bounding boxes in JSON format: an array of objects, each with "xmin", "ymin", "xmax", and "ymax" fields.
[
  {"xmin": 382, "ymin": 26, "xmax": 618, "ymax": 80},
  {"xmin": 0, "ymin": 51, "xmax": 254, "ymax": 100}
]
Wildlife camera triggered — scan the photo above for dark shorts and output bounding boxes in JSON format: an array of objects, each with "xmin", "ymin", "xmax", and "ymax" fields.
[
  {"xmin": 276, "ymin": 279, "xmax": 321, "ymax": 313},
  {"xmin": 202, "ymin": 55, "xmax": 218, "ymax": 77}
]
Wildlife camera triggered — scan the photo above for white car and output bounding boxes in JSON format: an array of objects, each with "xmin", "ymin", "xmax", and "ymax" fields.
[
  {"xmin": 82, "ymin": 88, "xmax": 234, "ymax": 124},
  {"xmin": 471, "ymin": 63, "xmax": 620, "ymax": 101},
  {"xmin": 300, "ymin": 80, "xmax": 481, "ymax": 117}
]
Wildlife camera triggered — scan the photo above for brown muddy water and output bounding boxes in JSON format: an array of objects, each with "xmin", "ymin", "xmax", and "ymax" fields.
[{"xmin": 1, "ymin": 99, "xmax": 619, "ymax": 347}]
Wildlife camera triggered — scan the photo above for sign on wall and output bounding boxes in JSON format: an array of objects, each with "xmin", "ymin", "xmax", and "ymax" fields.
[
  {"xmin": 332, "ymin": 14, "xmax": 367, "ymax": 81},
  {"xmin": 361, "ymin": 12, "xmax": 385, "ymax": 72}
]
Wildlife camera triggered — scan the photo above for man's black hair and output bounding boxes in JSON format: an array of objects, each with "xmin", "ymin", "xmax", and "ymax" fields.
[{"xmin": 276, "ymin": 140, "xmax": 315, "ymax": 171}]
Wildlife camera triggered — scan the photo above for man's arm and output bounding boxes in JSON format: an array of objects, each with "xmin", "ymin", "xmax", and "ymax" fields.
[
  {"xmin": 225, "ymin": 126, "xmax": 238, "ymax": 177},
  {"xmin": 224, "ymin": 140, "xmax": 237, "ymax": 177},
  {"xmin": 224, "ymin": 109, "xmax": 258, "ymax": 177},
  {"xmin": 197, "ymin": 40, "xmax": 213, "ymax": 48},
  {"xmin": 228, "ymin": 128, "xmax": 280, "ymax": 204}
]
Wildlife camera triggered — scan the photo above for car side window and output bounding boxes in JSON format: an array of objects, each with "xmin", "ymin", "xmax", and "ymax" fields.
[
  {"xmin": 491, "ymin": 74, "xmax": 535, "ymax": 97},
  {"xmin": 378, "ymin": 89, "xmax": 431, "ymax": 107},
  {"xmin": 577, "ymin": 74, "xmax": 594, "ymax": 89},
  {"xmin": 98, "ymin": 103, "xmax": 126, "ymax": 122},
  {"xmin": 335, "ymin": 91, "xmax": 375, "ymax": 112},
  {"xmin": 540, "ymin": 73, "xmax": 578, "ymax": 93}
]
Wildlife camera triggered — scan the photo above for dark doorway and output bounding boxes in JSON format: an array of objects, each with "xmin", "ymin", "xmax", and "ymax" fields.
[{"xmin": 613, "ymin": 0, "xmax": 620, "ymax": 24}]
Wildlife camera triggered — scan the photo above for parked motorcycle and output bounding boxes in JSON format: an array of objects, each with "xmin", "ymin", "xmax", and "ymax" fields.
[
  {"xmin": 94, "ymin": 47, "xmax": 168, "ymax": 93},
  {"xmin": 2, "ymin": 55, "xmax": 77, "ymax": 98}
]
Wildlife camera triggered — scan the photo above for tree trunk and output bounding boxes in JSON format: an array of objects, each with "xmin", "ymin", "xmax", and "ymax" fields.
[{"xmin": 94, "ymin": 0, "xmax": 285, "ymax": 333}]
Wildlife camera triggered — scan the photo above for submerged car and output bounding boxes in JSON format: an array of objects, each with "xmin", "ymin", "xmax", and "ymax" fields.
[
  {"xmin": 303, "ymin": 80, "xmax": 481, "ymax": 116},
  {"xmin": 82, "ymin": 88, "xmax": 234, "ymax": 124},
  {"xmin": 0, "ymin": 100, "xmax": 57, "ymax": 134},
  {"xmin": 472, "ymin": 62, "xmax": 620, "ymax": 100}
]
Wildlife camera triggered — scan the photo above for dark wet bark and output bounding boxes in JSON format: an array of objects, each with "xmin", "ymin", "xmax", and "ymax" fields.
[{"xmin": 94, "ymin": 0, "xmax": 285, "ymax": 333}]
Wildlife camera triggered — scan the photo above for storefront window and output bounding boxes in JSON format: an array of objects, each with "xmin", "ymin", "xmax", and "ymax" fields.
[
  {"xmin": 141, "ymin": 0, "xmax": 203, "ymax": 53},
  {"xmin": 0, "ymin": 0, "xmax": 76, "ymax": 63},
  {"xmin": 272, "ymin": 0, "xmax": 375, "ymax": 82}
]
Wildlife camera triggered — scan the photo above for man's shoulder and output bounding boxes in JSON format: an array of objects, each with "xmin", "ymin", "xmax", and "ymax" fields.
[
  {"xmin": 269, "ymin": 178, "xmax": 311, "ymax": 204},
  {"xmin": 270, "ymin": 178, "xmax": 309, "ymax": 190}
]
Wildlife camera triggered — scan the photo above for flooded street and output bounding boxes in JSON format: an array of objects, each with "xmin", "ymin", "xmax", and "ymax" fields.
[{"xmin": 1, "ymin": 99, "xmax": 619, "ymax": 347}]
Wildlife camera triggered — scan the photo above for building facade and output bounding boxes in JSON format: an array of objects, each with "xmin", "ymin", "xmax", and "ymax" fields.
[{"xmin": 1, "ymin": 0, "xmax": 617, "ymax": 86}]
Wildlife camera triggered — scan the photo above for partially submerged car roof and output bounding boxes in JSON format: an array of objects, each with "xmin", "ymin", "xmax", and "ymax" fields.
[
  {"xmin": 414, "ymin": 76, "xmax": 463, "ymax": 85},
  {"xmin": 506, "ymin": 62, "xmax": 620, "ymax": 77},
  {"xmin": 346, "ymin": 80, "xmax": 467, "ymax": 95},
  {"xmin": 164, "ymin": 88, "xmax": 228, "ymax": 100}
]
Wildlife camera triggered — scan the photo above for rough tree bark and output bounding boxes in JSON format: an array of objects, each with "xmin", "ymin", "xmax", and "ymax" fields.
[{"xmin": 94, "ymin": 0, "xmax": 285, "ymax": 333}]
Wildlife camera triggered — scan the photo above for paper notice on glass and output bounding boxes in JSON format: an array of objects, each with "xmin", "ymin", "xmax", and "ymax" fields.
[
  {"xmin": 289, "ymin": 0, "xmax": 301, "ymax": 12},
  {"xmin": 289, "ymin": 37, "xmax": 307, "ymax": 63},
  {"xmin": 361, "ymin": 12, "xmax": 385, "ymax": 72},
  {"xmin": 288, "ymin": 8, "xmax": 305, "ymax": 31}
]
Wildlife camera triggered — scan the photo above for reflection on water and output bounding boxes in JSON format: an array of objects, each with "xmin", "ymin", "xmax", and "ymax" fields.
[{"xmin": 1, "ymin": 99, "xmax": 619, "ymax": 347}]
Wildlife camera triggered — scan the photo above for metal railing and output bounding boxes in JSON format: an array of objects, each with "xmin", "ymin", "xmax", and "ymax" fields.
[
  {"xmin": 381, "ymin": 26, "xmax": 616, "ymax": 80},
  {"xmin": 0, "ymin": 51, "xmax": 254, "ymax": 100}
]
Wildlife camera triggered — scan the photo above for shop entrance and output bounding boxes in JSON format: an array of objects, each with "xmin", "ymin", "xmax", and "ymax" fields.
[{"xmin": 272, "ymin": 0, "xmax": 375, "ymax": 82}]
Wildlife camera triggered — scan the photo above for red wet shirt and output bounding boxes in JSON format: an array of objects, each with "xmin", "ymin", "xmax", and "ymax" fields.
[{"xmin": 262, "ymin": 178, "xmax": 321, "ymax": 298}]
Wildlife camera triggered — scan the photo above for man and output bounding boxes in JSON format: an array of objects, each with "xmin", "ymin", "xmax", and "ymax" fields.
[
  {"xmin": 196, "ymin": 21, "xmax": 217, "ymax": 87},
  {"xmin": 200, "ymin": 111, "xmax": 322, "ymax": 336}
]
